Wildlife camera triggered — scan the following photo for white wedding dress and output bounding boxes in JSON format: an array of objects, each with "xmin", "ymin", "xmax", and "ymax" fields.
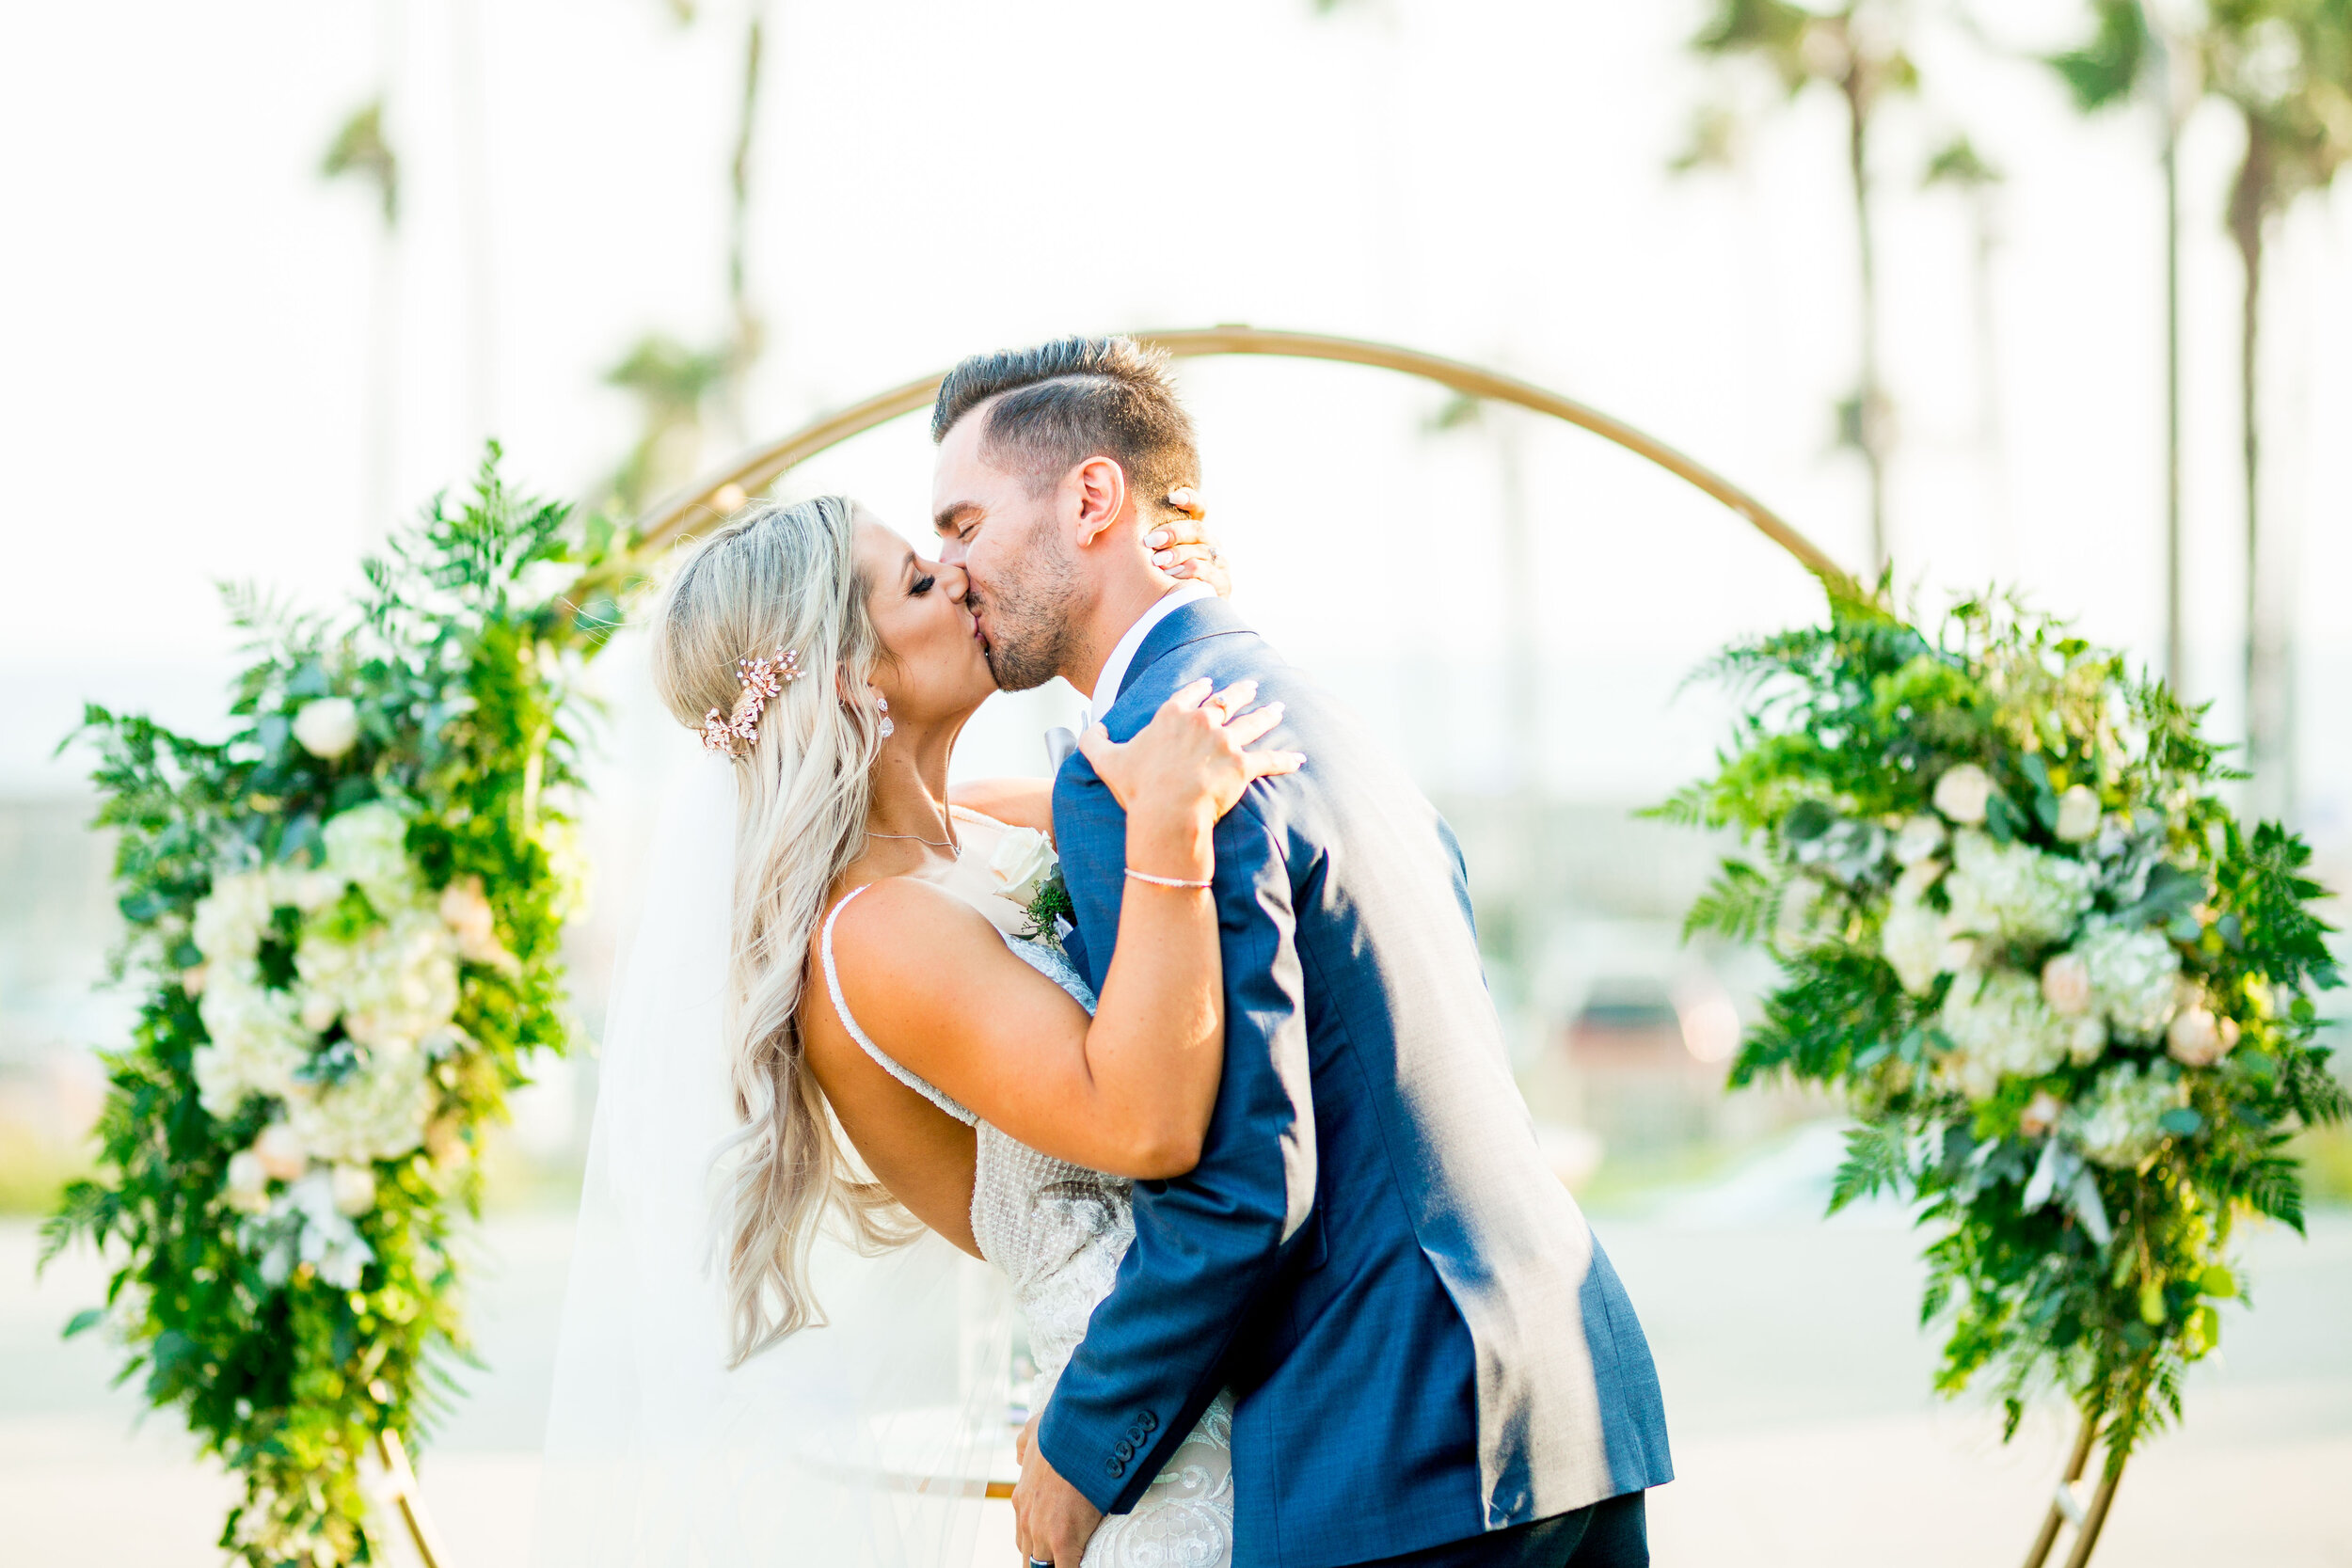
[{"xmin": 819, "ymin": 808, "xmax": 1237, "ymax": 1568}]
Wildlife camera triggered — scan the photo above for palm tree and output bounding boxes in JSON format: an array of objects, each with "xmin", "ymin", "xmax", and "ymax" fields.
[
  {"xmin": 2046, "ymin": 1, "xmax": 2192, "ymax": 694},
  {"xmin": 1682, "ymin": 0, "xmax": 1922, "ymax": 577},
  {"xmin": 602, "ymin": 335, "xmax": 730, "ymax": 518},
  {"xmin": 323, "ymin": 100, "xmax": 401, "ymax": 544},
  {"xmin": 2204, "ymin": 0, "xmax": 2352, "ymax": 821},
  {"xmin": 648, "ymin": 0, "xmax": 771, "ymax": 446},
  {"xmin": 1922, "ymin": 133, "xmax": 2008, "ymax": 563}
]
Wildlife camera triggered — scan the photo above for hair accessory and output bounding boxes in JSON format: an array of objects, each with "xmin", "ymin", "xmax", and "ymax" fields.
[
  {"xmin": 1124, "ymin": 867, "xmax": 1213, "ymax": 891},
  {"xmin": 700, "ymin": 648, "xmax": 804, "ymax": 756}
]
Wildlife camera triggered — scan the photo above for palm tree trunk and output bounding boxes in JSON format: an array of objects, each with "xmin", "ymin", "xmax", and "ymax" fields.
[
  {"xmin": 722, "ymin": 1, "xmax": 770, "ymax": 445},
  {"xmin": 1843, "ymin": 66, "xmax": 1888, "ymax": 577},
  {"xmin": 2229, "ymin": 120, "xmax": 2285, "ymax": 819},
  {"xmin": 452, "ymin": 0, "xmax": 496, "ymax": 445},
  {"xmin": 2159, "ymin": 70, "xmax": 2184, "ymax": 696}
]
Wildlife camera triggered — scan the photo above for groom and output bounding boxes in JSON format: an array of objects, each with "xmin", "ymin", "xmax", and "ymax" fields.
[{"xmin": 932, "ymin": 337, "xmax": 1671, "ymax": 1568}]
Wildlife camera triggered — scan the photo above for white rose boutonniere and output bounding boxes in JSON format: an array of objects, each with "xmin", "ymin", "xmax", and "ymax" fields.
[{"xmin": 989, "ymin": 826, "xmax": 1058, "ymax": 910}]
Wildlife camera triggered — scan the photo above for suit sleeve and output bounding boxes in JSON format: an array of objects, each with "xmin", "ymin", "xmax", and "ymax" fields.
[{"xmin": 1035, "ymin": 795, "xmax": 1316, "ymax": 1515}]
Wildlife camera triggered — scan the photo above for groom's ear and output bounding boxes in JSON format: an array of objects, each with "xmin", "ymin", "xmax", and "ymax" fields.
[{"xmin": 1065, "ymin": 454, "xmax": 1132, "ymax": 549}]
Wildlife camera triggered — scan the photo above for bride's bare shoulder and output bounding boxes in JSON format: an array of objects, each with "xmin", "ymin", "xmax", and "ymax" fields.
[{"xmin": 818, "ymin": 876, "xmax": 1001, "ymax": 983}]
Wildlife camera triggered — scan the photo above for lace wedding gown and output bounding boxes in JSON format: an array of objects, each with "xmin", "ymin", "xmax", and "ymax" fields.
[{"xmin": 820, "ymin": 808, "xmax": 1236, "ymax": 1568}]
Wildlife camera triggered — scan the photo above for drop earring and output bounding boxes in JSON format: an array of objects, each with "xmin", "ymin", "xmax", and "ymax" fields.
[{"xmin": 877, "ymin": 696, "xmax": 894, "ymax": 738}]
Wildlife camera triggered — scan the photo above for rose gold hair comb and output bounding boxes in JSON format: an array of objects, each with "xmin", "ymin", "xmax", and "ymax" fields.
[{"xmin": 700, "ymin": 648, "xmax": 803, "ymax": 756}]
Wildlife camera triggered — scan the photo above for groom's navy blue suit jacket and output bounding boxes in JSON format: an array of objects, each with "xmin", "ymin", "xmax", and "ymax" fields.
[{"xmin": 1040, "ymin": 600, "xmax": 1672, "ymax": 1568}]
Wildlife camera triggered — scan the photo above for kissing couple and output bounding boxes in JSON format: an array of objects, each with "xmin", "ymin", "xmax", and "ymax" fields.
[{"xmin": 536, "ymin": 337, "xmax": 1671, "ymax": 1568}]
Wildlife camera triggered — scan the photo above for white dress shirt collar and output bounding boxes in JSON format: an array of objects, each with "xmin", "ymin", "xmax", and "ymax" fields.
[{"xmin": 1085, "ymin": 581, "xmax": 1216, "ymax": 728}]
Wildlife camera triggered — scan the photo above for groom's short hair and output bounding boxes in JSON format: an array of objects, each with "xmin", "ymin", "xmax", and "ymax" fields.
[{"xmin": 930, "ymin": 336, "xmax": 1199, "ymax": 512}]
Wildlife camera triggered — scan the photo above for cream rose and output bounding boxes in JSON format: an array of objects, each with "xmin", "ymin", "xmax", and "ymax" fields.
[
  {"xmin": 2020, "ymin": 1090, "xmax": 2065, "ymax": 1139},
  {"xmin": 292, "ymin": 698, "xmax": 360, "ymax": 761},
  {"xmin": 224, "ymin": 1150, "xmax": 272, "ymax": 1213},
  {"xmin": 1932, "ymin": 765, "xmax": 1994, "ymax": 826},
  {"xmin": 2041, "ymin": 952, "xmax": 2092, "ymax": 1017},
  {"xmin": 330, "ymin": 1164, "xmax": 378, "ymax": 1217},
  {"xmin": 253, "ymin": 1122, "xmax": 309, "ymax": 1181},
  {"xmin": 1893, "ymin": 815, "xmax": 1948, "ymax": 865},
  {"xmin": 438, "ymin": 876, "xmax": 512, "ymax": 967},
  {"xmin": 2054, "ymin": 784, "xmax": 2102, "ymax": 844},
  {"xmin": 989, "ymin": 826, "xmax": 1059, "ymax": 909},
  {"xmin": 2166, "ymin": 1001, "xmax": 2240, "ymax": 1068}
]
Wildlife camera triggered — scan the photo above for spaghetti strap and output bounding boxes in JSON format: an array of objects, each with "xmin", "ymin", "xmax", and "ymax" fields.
[{"xmin": 820, "ymin": 885, "xmax": 978, "ymax": 1125}]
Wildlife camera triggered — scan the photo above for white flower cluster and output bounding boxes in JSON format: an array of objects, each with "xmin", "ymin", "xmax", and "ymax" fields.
[
  {"xmin": 189, "ymin": 865, "xmax": 342, "ymax": 1117},
  {"xmin": 2076, "ymin": 926, "xmax": 2183, "ymax": 1039},
  {"xmin": 184, "ymin": 800, "xmax": 508, "ymax": 1271},
  {"xmin": 1859, "ymin": 765, "xmax": 2229, "ymax": 1187},
  {"xmin": 2068, "ymin": 1061, "xmax": 2185, "ymax": 1170},
  {"xmin": 321, "ymin": 802, "xmax": 420, "ymax": 913},
  {"xmin": 238, "ymin": 1170, "xmax": 376, "ymax": 1290},
  {"xmin": 1937, "ymin": 971, "xmax": 2074, "ymax": 1101},
  {"xmin": 286, "ymin": 1042, "xmax": 438, "ymax": 1166},
  {"xmin": 1942, "ymin": 830, "xmax": 2097, "ymax": 947},
  {"xmin": 295, "ymin": 909, "xmax": 462, "ymax": 1053},
  {"xmin": 192, "ymin": 986, "xmax": 313, "ymax": 1117}
]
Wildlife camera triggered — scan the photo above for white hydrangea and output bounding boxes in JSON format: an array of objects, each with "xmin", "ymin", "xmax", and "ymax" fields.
[
  {"xmin": 2076, "ymin": 926, "xmax": 2182, "ymax": 1039},
  {"xmin": 1940, "ymin": 831, "xmax": 2096, "ymax": 948},
  {"xmin": 285, "ymin": 1039, "xmax": 434, "ymax": 1164},
  {"xmin": 1882, "ymin": 895, "xmax": 1948, "ymax": 995},
  {"xmin": 2068, "ymin": 1060, "xmax": 2185, "ymax": 1170},
  {"xmin": 323, "ymin": 802, "xmax": 420, "ymax": 912},
  {"xmin": 191, "ymin": 866, "xmax": 342, "ymax": 965},
  {"xmin": 1936, "ymin": 969, "xmax": 2072, "ymax": 1101},
  {"xmin": 192, "ymin": 979, "xmax": 313, "ymax": 1117},
  {"xmin": 242, "ymin": 1170, "xmax": 375, "ymax": 1291},
  {"xmin": 295, "ymin": 908, "xmax": 460, "ymax": 1051},
  {"xmin": 191, "ymin": 871, "xmax": 281, "ymax": 965}
]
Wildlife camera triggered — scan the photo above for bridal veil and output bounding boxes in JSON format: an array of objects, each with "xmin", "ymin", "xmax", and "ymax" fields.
[{"xmin": 533, "ymin": 760, "xmax": 1008, "ymax": 1567}]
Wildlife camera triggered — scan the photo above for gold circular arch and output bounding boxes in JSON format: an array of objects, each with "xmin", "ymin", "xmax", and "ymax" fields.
[{"xmin": 634, "ymin": 325, "xmax": 1854, "ymax": 593}]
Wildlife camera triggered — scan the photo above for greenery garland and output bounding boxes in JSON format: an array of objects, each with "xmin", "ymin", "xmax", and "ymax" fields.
[
  {"xmin": 41, "ymin": 453, "xmax": 633, "ymax": 1564},
  {"xmin": 1661, "ymin": 590, "xmax": 2345, "ymax": 1468}
]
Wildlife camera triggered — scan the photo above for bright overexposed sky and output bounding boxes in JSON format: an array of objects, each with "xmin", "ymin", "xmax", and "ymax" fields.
[{"xmin": 3, "ymin": 0, "xmax": 2345, "ymax": 849}]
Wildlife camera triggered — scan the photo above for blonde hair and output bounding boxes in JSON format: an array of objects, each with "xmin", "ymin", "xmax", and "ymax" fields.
[{"xmin": 649, "ymin": 495, "xmax": 915, "ymax": 1364}]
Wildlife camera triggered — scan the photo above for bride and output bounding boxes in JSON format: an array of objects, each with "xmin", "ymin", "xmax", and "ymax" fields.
[{"xmin": 534, "ymin": 493, "xmax": 1293, "ymax": 1568}]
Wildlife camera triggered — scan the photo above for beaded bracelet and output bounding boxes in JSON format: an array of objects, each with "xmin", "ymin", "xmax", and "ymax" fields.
[{"xmin": 1124, "ymin": 867, "xmax": 1214, "ymax": 890}]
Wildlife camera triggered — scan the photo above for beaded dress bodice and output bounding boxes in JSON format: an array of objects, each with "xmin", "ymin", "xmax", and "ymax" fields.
[{"xmin": 818, "ymin": 812, "xmax": 1233, "ymax": 1568}]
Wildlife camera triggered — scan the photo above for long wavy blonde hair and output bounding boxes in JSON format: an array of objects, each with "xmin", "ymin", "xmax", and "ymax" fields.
[{"xmin": 649, "ymin": 495, "xmax": 918, "ymax": 1365}]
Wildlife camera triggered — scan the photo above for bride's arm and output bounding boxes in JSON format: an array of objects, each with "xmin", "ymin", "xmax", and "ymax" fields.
[
  {"xmin": 828, "ymin": 681, "xmax": 1299, "ymax": 1179},
  {"xmin": 946, "ymin": 778, "xmax": 1053, "ymax": 834}
]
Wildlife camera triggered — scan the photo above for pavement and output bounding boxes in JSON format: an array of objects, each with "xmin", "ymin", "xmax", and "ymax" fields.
[{"xmin": 7, "ymin": 1130, "xmax": 2348, "ymax": 1566}]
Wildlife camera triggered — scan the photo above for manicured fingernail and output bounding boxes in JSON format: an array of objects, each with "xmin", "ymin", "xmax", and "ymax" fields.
[
  {"xmin": 1154, "ymin": 549, "xmax": 1173, "ymax": 565},
  {"xmin": 1147, "ymin": 530, "xmax": 1171, "ymax": 547}
]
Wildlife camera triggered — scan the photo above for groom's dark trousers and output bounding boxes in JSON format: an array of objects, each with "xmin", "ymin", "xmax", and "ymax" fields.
[
  {"xmin": 1354, "ymin": 1493, "xmax": 1647, "ymax": 1568},
  {"xmin": 1044, "ymin": 599, "xmax": 1672, "ymax": 1568}
]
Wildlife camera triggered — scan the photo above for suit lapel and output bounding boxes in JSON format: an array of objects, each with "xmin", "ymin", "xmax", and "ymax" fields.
[{"xmin": 1110, "ymin": 598, "xmax": 1256, "ymax": 717}]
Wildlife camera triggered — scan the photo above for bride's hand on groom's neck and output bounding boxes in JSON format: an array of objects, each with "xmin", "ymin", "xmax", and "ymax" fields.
[{"xmin": 1146, "ymin": 486, "xmax": 1232, "ymax": 597}]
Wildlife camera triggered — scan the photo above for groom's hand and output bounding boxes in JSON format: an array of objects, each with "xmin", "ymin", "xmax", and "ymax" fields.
[{"xmin": 1012, "ymin": 1442, "xmax": 1104, "ymax": 1568}]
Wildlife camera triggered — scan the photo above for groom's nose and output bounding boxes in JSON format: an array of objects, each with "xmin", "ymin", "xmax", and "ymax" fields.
[{"xmin": 938, "ymin": 532, "xmax": 969, "ymax": 567}]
